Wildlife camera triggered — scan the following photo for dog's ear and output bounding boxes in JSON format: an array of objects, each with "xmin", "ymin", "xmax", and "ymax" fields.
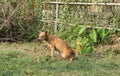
[{"xmin": 45, "ymin": 31, "xmax": 48, "ymax": 34}]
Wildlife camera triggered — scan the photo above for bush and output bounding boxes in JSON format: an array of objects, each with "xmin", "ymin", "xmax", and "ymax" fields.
[{"xmin": 0, "ymin": 0, "xmax": 43, "ymax": 41}]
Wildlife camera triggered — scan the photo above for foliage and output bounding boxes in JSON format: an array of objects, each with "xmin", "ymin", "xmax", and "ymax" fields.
[
  {"xmin": 0, "ymin": 0, "xmax": 120, "ymax": 54},
  {"xmin": 98, "ymin": 28, "xmax": 106, "ymax": 40},
  {"xmin": 0, "ymin": 0, "xmax": 43, "ymax": 41},
  {"xmin": 89, "ymin": 29, "xmax": 97, "ymax": 43},
  {"xmin": 115, "ymin": 10, "xmax": 120, "ymax": 28}
]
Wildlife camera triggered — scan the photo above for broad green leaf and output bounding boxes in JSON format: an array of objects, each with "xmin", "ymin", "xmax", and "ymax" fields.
[
  {"xmin": 99, "ymin": 28, "xmax": 106, "ymax": 40},
  {"xmin": 78, "ymin": 24, "xmax": 87, "ymax": 35},
  {"xmin": 81, "ymin": 47, "xmax": 88, "ymax": 54},
  {"xmin": 74, "ymin": 25, "xmax": 79, "ymax": 34},
  {"xmin": 89, "ymin": 29, "xmax": 97, "ymax": 42}
]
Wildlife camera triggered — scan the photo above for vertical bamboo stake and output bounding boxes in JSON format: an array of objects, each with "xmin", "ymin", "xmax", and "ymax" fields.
[{"xmin": 55, "ymin": 0, "xmax": 59, "ymax": 33}]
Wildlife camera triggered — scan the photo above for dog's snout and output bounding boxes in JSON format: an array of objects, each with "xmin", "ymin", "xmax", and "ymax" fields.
[
  {"xmin": 38, "ymin": 37, "xmax": 41, "ymax": 40},
  {"xmin": 37, "ymin": 38, "xmax": 41, "ymax": 40}
]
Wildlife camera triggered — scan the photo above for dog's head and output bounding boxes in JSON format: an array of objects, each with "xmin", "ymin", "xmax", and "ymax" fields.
[{"xmin": 38, "ymin": 31, "xmax": 48, "ymax": 41}]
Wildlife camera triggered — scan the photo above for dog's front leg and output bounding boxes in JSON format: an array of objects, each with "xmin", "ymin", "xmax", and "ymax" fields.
[{"xmin": 50, "ymin": 46, "xmax": 55, "ymax": 58}]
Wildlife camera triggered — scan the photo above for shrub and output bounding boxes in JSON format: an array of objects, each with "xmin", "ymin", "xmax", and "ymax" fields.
[{"xmin": 0, "ymin": 0, "xmax": 43, "ymax": 41}]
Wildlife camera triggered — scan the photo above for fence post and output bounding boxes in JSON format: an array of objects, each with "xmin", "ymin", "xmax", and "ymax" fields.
[{"xmin": 55, "ymin": 0, "xmax": 59, "ymax": 33}]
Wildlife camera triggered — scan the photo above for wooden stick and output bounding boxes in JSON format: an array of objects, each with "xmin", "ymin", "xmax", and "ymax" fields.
[
  {"xmin": 47, "ymin": 2, "xmax": 120, "ymax": 6},
  {"xmin": 79, "ymin": 25, "xmax": 120, "ymax": 31},
  {"xmin": 40, "ymin": 20, "xmax": 61, "ymax": 24},
  {"xmin": 55, "ymin": 0, "xmax": 59, "ymax": 33}
]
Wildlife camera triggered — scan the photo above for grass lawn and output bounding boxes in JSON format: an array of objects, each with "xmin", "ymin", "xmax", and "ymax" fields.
[{"xmin": 0, "ymin": 42, "xmax": 120, "ymax": 76}]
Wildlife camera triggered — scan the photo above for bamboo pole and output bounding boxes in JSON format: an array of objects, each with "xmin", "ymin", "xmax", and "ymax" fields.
[
  {"xmin": 79, "ymin": 25, "xmax": 120, "ymax": 31},
  {"xmin": 47, "ymin": 2, "xmax": 120, "ymax": 6},
  {"xmin": 55, "ymin": 0, "xmax": 59, "ymax": 33}
]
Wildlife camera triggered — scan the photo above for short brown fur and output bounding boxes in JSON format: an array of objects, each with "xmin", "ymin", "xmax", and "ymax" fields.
[{"xmin": 38, "ymin": 31, "xmax": 82, "ymax": 61}]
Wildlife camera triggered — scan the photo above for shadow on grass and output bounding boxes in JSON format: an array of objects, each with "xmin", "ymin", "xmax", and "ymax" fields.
[{"xmin": 38, "ymin": 56, "xmax": 95, "ymax": 72}]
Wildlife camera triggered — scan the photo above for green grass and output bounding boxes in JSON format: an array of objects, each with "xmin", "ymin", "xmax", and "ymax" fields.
[{"xmin": 0, "ymin": 42, "xmax": 120, "ymax": 76}]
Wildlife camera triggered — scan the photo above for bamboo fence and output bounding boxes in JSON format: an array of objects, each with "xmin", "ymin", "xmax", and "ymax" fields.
[{"xmin": 41, "ymin": 2, "xmax": 120, "ymax": 32}]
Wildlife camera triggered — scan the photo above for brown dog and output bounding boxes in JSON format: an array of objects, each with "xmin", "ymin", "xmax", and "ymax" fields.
[{"xmin": 38, "ymin": 31, "xmax": 82, "ymax": 61}]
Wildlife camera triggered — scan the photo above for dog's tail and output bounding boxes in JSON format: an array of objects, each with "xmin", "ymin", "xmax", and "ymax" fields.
[{"xmin": 74, "ymin": 43, "xmax": 82, "ymax": 56}]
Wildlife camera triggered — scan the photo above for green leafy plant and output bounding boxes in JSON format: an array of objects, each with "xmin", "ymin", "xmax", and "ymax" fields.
[
  {"xmin": 98, "ymin": 28, "xmax": 106, "ymax": 40},
  {"xmin": 89, "ymin": 29, "xmax": 97, "ymax": 43},
  {"xmin": 78, "ymin": 24, "xmax": 87, "ymax": 35},
  {"xmin": 82, "ymin": 46, "xmax": 94, "ymax": 54}
]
